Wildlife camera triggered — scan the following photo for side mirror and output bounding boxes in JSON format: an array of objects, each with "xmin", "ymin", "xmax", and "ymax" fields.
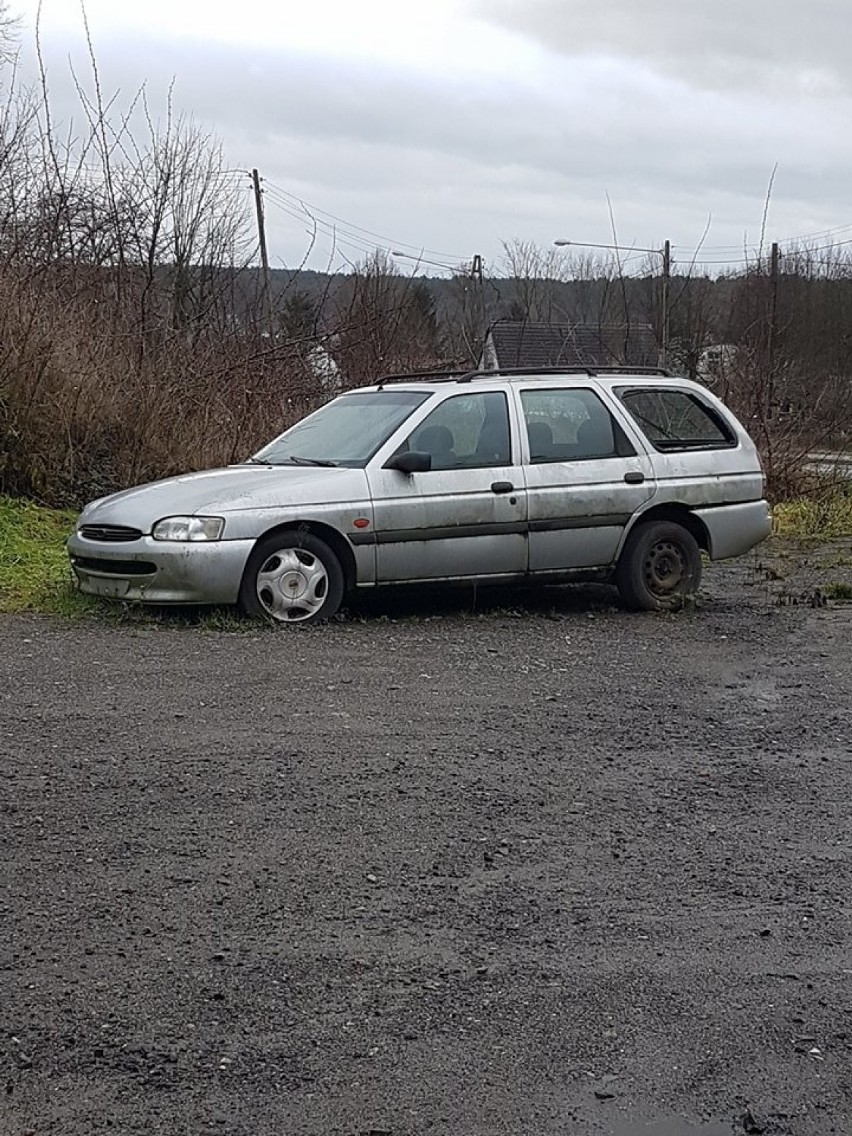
[{"xmin": 384, "ymin": 450, "xmax": 432, "ymax": 474}]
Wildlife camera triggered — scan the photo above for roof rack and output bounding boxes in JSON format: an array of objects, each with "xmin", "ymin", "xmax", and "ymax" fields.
[
  {"xmin": 455, "ymin": 365, "xmax": 671, "ymax": 381},
  {"xmin": 375, "ymin": 368, "xmax": 463, "ymax": 387},
  {"xmin": 371, "ymin": 363, "xmax": 671, "ymax": 388}
]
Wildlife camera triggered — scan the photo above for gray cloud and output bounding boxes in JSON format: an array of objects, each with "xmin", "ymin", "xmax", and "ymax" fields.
[
  {"xmin": 23, "ymin": 19, "xmax": 852, "ymax": 271},
  {"xmin": 474, "ymin": 0, "xmax": 852, "ymax": 94}
]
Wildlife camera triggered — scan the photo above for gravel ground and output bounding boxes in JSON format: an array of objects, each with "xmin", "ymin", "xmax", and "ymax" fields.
[{"xmin": 2, "ymin": 543, "xmax": 852, "ymax": 1136}]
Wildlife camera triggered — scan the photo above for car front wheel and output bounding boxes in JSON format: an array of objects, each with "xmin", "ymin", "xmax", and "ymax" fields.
[
  {"xmin": 615, "ymin": 520, "xmax": 702, "ymax": 611},
  {"xmin": 239, "ymin": 531, "xmax": 345, "ymax": 624}
]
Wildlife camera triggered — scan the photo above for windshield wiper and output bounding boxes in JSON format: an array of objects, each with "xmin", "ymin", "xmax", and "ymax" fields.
[
  {"xmin": 286, "ymin": 455, "xmax": 338, "ymax": 467},
  {"xmin": 246, "ymin": 456, "xmax": 274, "ymax": 465}
]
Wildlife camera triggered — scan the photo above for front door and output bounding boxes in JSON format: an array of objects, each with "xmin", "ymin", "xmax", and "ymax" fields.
[
  {"xmin": 366, "ymin": 390, "xmax": 528, "ymax": 582},
  {"xmin": 518, "ymin": 386, "xmax": 655, "ymax": 571}
]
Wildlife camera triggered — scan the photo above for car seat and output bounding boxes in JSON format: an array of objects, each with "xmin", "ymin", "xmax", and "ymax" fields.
[
  {"xmin": 576, "ymin": 414, "xmax": 614, "ymax": 457},
  {"xmin": 475, "ymin": 402, "xmax": 511, "ymax": 465},
  {"xmin": 415, "ymin": 424, "xmax": 457, "ymax": 469},
  {"xmin": 527, "ymin": 421, "xmax": 554, "ymax": 461}
]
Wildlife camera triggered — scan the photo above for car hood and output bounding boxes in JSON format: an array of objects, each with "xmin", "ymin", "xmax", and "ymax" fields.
[{"xmin": 80, "ymin": 466, "xmax": 370, "ymax": 531}]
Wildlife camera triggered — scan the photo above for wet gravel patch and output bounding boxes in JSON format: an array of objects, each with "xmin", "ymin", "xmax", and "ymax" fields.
[{"xmin": 2, "ymin": 548, "xmax": 852, "ymax": 1135}]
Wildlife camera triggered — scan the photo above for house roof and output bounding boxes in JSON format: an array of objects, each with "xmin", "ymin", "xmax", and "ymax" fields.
[{"xmin": 483, "ymin": 320, "xmax": 659, "ymax": 369}]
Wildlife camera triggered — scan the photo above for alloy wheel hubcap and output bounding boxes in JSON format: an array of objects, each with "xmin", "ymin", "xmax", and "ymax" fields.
[{"xmin": 256, "ymin": 548, "xmax": 328, "ymax": 621}]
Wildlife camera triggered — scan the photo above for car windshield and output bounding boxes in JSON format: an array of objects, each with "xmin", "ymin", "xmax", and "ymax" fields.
[{"xmin": 251, "ymin": 389, "xmax": 431, "ymax": 468}]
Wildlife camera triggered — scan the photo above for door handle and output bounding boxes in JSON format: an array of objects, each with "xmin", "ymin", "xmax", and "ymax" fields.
[
  {"xmin": 624, "ymin": 471, "xmax": 645, "ymax": 485},
  {"xmin": 491, "ymin": 481, "xmax": 514, "ymax": 494}
]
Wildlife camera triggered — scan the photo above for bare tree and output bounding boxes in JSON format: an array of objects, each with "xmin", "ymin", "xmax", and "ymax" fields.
[
  {"xmin": 329, "ymin": 252, "xmax": 444, "ymax": 384},
  {"xmin": 501, "ymin": 239, "xmax": 564, "ymax": 322}
]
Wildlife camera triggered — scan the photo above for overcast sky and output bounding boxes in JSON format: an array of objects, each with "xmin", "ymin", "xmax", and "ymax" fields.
[{"xmin": 11, "ymin": 0, "xmax": 852, "ymax": 274}]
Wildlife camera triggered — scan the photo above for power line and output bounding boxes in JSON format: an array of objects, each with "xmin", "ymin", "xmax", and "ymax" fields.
[
  {"xmin": 262, "ymin": 188, "xmax": 464, "ymax": 273},
  {"xmin": 263, "ymin": 193, "xmax": 405, "ymax": 267},
  {"xmin": 673, "ymin": 219, "xmax": 852, "ymax": 254},
  {"xmin": 252, "ymin": 171, "xmax": 852, "ymax": 275},
  {"xmin": 262, "ymin": 189, "xmax": 390, "ymax": 257},
  {"xmin": 262, "ymin": 180, "xmax": 470, "ymax": 264},
  {"xmin": 263, "ymin": 195, "xmax": 381, "ymax": 258}
]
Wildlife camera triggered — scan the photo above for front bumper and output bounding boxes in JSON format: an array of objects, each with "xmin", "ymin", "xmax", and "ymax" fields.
[{"xmin": 67, "ymin": 531, "xmax": 256, "ymax": 605}]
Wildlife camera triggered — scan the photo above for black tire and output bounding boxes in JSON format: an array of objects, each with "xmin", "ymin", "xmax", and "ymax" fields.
[
  {"xmin": 238, "ymin": 531, "xmax": 345, "ymax": 625},
  {"xmin": 615, "ymin": 520, "xmax": 702, "ymax": 611}
]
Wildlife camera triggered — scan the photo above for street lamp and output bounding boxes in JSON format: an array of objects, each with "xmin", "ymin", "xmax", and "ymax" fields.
[{"xmin": 553, "ymin": 238, "xmax": 671, "ymax": 366}]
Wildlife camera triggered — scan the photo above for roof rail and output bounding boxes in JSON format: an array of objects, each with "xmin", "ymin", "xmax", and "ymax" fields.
[
  {"xmin": 374, "ymin": 368, "xmax": 463, "ymax": 387},
  {"xmin": 456, "ymin": 365, "xmax": 671, "ymax": 381},
  {"xmin": 370, "ymin": 363, "xmax": 672, "ymax": 388}
]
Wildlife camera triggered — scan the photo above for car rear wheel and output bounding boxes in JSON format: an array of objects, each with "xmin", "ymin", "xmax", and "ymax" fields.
[
  {"xmin": 615, "ymin": 520, "xmax": 702, "ymax": 611},
  {"xmin": 239, "ymin": 531, "xmax": 345, "ymax": 624}
]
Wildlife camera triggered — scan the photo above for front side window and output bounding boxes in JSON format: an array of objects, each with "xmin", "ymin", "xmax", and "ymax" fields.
[
  {"xmin": 252, "ymin": 390, "xmax": 430, "ymax": 468},
  {"xmin": 400, "ymin": 391, "xmax": 511, "ymax": 470},
  {"xmin": 520, "ymin": 388, "xmax": 635, "ymax": 462},
  {"xmin": 617, "ymin": 388, "xmax": 735, "ymax": 451}
]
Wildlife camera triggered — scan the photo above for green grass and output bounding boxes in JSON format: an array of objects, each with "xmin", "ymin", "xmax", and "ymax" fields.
[
  {"xmin": 772, "ymin": 493, "xmax": 852, "ymax": 540},
  {"xmin": 0, "ymin": 497, "xmax": 95, "ymax": 615},
  {"xmin": 823, "ymin": 582, "xmax": 852, "ymax": 603},
  {"xmin": 822, "ymin": 554, "xmax": 852, "ymax": 569}
]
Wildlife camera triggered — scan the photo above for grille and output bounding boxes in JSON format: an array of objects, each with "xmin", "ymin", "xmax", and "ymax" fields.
[
  {"xmin": 72, "ymin": 556, "xmax": 156, "ymax": 576},
  {"xmin": 79, "ymin": 524, "xmax": 144, "ymax": 543}
]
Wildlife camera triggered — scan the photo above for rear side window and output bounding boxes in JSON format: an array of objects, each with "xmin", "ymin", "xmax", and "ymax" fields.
[
  {"xmin": 617, "ymin": 388, "xmax": 736, "ymax": 451},
  {"xmin": 520, "ymin": 388, "xmax": 636, "ymax": 463}
]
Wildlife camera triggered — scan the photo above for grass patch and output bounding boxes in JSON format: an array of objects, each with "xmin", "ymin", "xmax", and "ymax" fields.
[
  {"xmin": 0, "ymin": 496, "xmax": 96, "ymax": 615},
  {"xmin": 772, "ymin": 492, "xmax": 852, "ymax": 540},
  {"xmin": 821, "ymin": 553, "xmax": 852, "ymax": 569},
  {"xmin": 823, "ymin": 582, "xmax": 852, "ymax": 603}
]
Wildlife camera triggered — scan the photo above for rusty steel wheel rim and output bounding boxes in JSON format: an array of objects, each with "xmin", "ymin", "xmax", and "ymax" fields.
[{"xmin": 643, "ymin": 539, "xmax": 687, "ymax": 597}]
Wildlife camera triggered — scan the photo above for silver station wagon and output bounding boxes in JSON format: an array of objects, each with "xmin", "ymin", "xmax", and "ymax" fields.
[{"xmin": 67, "ymin": 367, "xmax": 772, "ymax": 623}]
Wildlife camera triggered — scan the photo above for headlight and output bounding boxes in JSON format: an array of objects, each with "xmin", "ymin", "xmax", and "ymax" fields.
[{"xmin": 152, "ymin": 516, "xmax": 225, "ymax": 542}]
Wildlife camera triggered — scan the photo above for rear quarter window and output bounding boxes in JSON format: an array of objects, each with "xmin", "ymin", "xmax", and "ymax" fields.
[{"xmin": 616, "ymin": 387, "xmax": 736, "ymax": 451}]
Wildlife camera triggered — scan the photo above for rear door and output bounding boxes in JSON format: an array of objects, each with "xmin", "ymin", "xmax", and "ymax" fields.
[
  {"xmin": 517, "ymin": 384, "xmax": 655, "ymax": 571},
  {"xmin": 366, "ymin": 389, "xmax": 528, "ymax": 582},
  {"xmin": 614, "ymin": 384, "xmax": 764, "ymax": 506}
]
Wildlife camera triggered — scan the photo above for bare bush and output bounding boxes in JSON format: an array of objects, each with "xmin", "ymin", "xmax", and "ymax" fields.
[
  {"xmin": 328, "ymin": 251, "xmax": 444, "ymax": 383},
  {"xmin": 715, "ymin": 249, "xmax": 852, "ymax": 499},
  {"xmin": 0, "ymin": 18, "xmax": 329, "ymax": 506}
]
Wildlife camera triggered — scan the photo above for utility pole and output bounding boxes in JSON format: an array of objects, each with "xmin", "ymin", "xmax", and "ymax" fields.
[
  {"xmin": 661, "ymin": 239, "xmax": 671, "ymax": 368},
  {"xmin": 251, "ymin": 168, "xmax": 274, "ymax": 334},
  {"xmin": 471, "ymin": 254, "xmax": 486, "ymax": 361},
  {"xmin": 768, "ymin": 241, "xmax": 780, "ymax": 413}
]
